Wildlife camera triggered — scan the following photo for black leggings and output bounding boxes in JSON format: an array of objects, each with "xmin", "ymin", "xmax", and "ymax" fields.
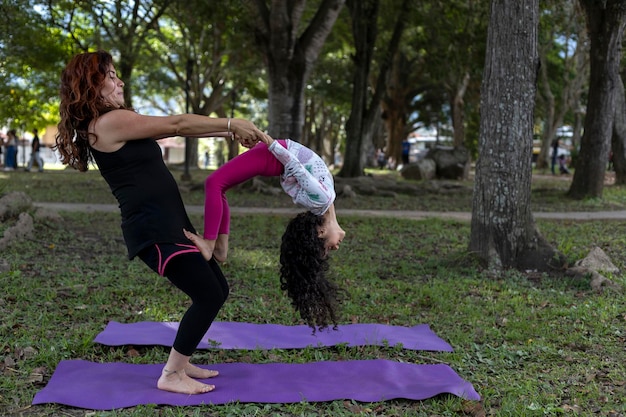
[{"xmin": 138, "ymin": 246, "xmax": 229, "ymax": 356}]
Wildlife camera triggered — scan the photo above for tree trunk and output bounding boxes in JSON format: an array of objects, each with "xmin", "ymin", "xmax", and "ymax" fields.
[
  {"xmin": 381, "ymin": 52, "xmax": 408, "ymax": 165},
  {"xmin": 338, "ymin": 0, "xmax": 410, "ymax": 178},
  {"xmin": 266, "ymin": 67, "xmax": 306, "ymax": 140},
  {"xmin": 251, "ymin": 0, "xmax": 345, "ymax": 141},
  {"xmin": 612, "ymin": 73, "xmax": 626, "ymax": 184},
  {"xmin": 451, "ymin": 72, "xmax": 470, "ymax": 148},
  {"xmin": 470, "ymin": 0, "xmax": 564, "ymax": 272},
  {"xmin": 383, "ymin": 104, "xmax": 405, "ymax": 167},
  {"xmin": 339, "ymin": 0, "xmax": 379, "ymax": 177},
  {"xmin": 568, "ymin": 0, "xmax": 626, "ymax": 199},
  {"xmin": 450, "ymin": 72, "xmax": 471, "ymax": 180}
]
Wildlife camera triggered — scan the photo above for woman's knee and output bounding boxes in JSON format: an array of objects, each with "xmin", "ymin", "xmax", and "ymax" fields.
[{"xmin": 165, "ymin": 255, "xmax": 228, "ymax": 304}]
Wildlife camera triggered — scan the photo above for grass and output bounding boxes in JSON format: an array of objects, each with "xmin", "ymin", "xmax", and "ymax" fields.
[
  {"xmin": 1, "ymin": 167, "xmax": 626, "ymax": 416},
  {"xmin": 5, "ymin": 166, "xmax": 626, "ymax": 213}
]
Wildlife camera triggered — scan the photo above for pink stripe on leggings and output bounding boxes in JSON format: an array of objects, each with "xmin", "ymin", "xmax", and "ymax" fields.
[{"xmin": 154, "ymin": 243, "xmax": 200, "ymax": 276}]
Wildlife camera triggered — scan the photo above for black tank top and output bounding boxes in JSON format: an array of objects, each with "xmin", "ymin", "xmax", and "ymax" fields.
[{"xmin": 90, "ymin": 139, "xmax": 195, "ymax": 259}]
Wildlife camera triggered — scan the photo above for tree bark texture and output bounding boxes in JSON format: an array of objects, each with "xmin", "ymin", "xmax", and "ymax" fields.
[
  {"xmin": 568, "ymin": 0, "xmax": 626, "ymax": 198},
  {"xmin": 251, "ymin": 0, "xmax": 345, "ymax": 141},
  {"xmin": 470, "ymin": 0, "xmax": 562, "ymax": 271}
]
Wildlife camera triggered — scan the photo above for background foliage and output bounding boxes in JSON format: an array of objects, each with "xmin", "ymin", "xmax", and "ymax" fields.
[{"xmin": 0, "ymin": 0, "xmax": 587, "ymax": 165}]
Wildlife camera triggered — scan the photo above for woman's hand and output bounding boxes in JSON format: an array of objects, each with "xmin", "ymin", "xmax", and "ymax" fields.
[
  {"xmin": 230, "ymin": 118, "xmax": 271, "ymax": 148},
  {"xmin": 257, "ymin": 135, "xmax": 274, "ymax": 147}
]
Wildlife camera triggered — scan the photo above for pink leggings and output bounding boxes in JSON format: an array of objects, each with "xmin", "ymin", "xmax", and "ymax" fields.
[{"xmin": 203, "ymin": 140, "xmax": 286, "ymax": 239}]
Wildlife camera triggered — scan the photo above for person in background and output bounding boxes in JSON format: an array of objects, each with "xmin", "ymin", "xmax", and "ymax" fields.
[
  {"xmin": 376, "ymin": 148, "xmax": 387, "ymax": 169},
  {"xmin": 558, "ymin": 154, "xmax": 570, "ymax": 175},
  {"xmin": 54, "ymin": 50, "xmax": 270, "ymax": 395},
  {"xmin": 26, "ymin": 128, "xmax": 44, "ymax": 172},
  {"xmin": 401, "ymin": 139, "xmax": 411, "ymax": 165},
  {"xmin": 0, "ymin": 134, "xmax": 4, "ymax": 167},
  {"xmin": 551, "ymin": 138, "xmax": 560, "ymax": 175},
  {"xmin": 4, "ymin": 130, "xmax": 18, "ymax": 171}
]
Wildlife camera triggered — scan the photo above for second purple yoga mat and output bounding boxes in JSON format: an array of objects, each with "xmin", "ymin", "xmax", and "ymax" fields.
[
  {"xmin": 94, "ymin": 321, "xmax": 453, "ymax": 351},
  {"xmin": 32, "ymin": 359, "xmax": 480, "ymax": 410}
]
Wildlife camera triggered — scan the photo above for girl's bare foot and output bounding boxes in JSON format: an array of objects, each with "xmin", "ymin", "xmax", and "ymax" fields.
[
  {"xmin": 157, "ymin": 368, "xmax": 215, "ymax": 394},
  {"xmin": 212, "ymin": 247, "xmax": 227, "ymax": 263},
  {"xmin": 185, "ymin": 363, "xmax": 219, "ymax": 379},
  {"xmin": 183, "ymin": 229, "xmax": 215, "ymax": 261},
  {"xmin": 213, "ymin": 234, "xmax": 229, "ymax": 263}
]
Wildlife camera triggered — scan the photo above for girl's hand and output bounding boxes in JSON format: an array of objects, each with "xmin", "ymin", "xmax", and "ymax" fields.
[{"xmin": 237, "ymin": 135, "xmax": 258, "ymax": 149}]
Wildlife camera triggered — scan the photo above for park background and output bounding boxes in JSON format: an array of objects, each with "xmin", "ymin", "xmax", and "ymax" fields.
[{"xmin": 2, "ymin": 1, "xmax": 626, "ymax": 416}]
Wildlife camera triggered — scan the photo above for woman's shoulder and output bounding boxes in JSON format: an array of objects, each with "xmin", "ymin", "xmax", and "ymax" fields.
[
  {"xmin": 93, "ymin": 108, "xmax": 139, "ymax": 130},
  {"xmin": 95, "ymin": 109, "xmax": 180, "ymax": 141},
  {"xmin": 98, "ymin": 108, "xmax": 138, "ymax": 122}
]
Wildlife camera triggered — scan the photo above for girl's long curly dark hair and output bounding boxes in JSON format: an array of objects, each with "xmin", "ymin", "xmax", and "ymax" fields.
[
  {"xmin": 280, "ymin": 211, "xmax": 344, "ymax": 332},
  {"xmin": 55, "ymin": 50, "xmax": 124, "ymax": 172}
]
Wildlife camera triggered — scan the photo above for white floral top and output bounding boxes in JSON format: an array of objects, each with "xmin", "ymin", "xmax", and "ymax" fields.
[{"xmin": 269, "ymin": 139, "xmax": 335, "ymax": 215}]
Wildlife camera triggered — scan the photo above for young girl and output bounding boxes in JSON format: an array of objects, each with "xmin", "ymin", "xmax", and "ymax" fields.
[
  {"xmin": 184, "ymin": 136, "xmax": 346, "ymax": 331},
  {"xmin": 55, "ymin": 50, "xmax": 269, "ymax": 395}
]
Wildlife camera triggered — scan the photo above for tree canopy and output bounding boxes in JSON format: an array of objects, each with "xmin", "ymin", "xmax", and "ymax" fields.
[{"xmin": 0, "ymin": 0, "xmax": 616, "ymax": 186}]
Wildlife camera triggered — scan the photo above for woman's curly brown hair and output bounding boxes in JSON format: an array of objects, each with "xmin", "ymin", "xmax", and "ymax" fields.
[
  {"xmin": 54, "ymin": 50, "xmax": 126, "ymax": 172},
  {"xmin": 280, "ymin": 211, "xmax": 344, "ymax": 332}
]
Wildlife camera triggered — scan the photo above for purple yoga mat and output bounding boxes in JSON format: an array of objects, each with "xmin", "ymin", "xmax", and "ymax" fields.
[
  {"xmin": 32, "ymin": 359, "xmax": 480, "ymax": 409},
  {"xmin": 94, "ymin": 321, "xmax": 453, "ymax": 352}
]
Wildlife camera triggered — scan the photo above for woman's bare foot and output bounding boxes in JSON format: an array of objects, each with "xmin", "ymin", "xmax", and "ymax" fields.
[
  {"xmin": 157, "ymin": 368, "xmax": 215, "ymax": 394},
  {"xmin": 183, "ymin": 229, "xmax": 215, "ymax": 261},
  {"xmin": 185, "ymin": 363, "xmax": 219, "ymax": 379}
]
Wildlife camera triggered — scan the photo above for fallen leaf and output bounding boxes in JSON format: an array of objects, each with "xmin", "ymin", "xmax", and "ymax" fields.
[
  {"xmin": 462, "ymin": 400, "xmax": 486, "ymax": 417},
  {"xmin": 126, "ymin": 348, "xmax": 140, "ymax": 358},
  {"xmin": 562, "ymin": 404, "xmax": 582, "ymax": 413},
  {"xmin": 27, "ymin": 367, "xmax": 46, "ymax": 384},
  {"xmin": 4, "ymin": 356, "xmax": 16, "ymax": 368},
  {"xmin": 22, "ymin": 346, "xmax": 37, "ymax": 359}
]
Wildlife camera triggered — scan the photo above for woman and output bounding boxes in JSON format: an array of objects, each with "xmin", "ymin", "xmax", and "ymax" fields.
[
  {"xmin": 55, "ymin": 50, "xmax": 270, "ymax": 395},
  {"xmin": 4, "ymin": 129, "xmax": 18, "ymax": 170},
  {"xmin": 184, "ymin": 136, "xmax": 346, "ymax": 331}
]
